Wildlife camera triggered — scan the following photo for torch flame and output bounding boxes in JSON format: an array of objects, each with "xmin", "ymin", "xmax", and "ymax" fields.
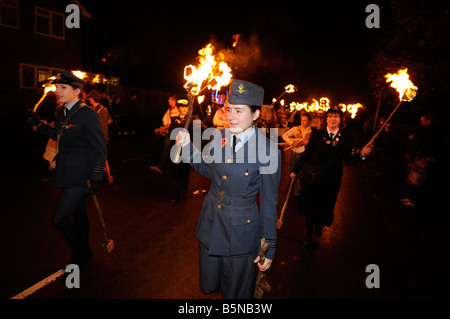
[
  {"xmin": 44, "ymin": 85, "xmax": 56, "ymax": 94},
  {"xmin": 285, "ymin": 84, "xmax": 296, "ymax": 93},
  {"xmin": 72, "ymin": 70, "xmax": 87, "ymax": 80},
  {"xmin": 232, "ymin": 34, "xmax": 241, "ymax": 48},
  {"xmin": 184, "ymin": 43, "xmax": 232, "ymax": 95},
  {"xmin": 33, "ymin": 84, "xmax": 56, "ymax": 112},
  {"xmin": 288, "ymin": 98, "xmax": 363, "ymax": 119},
  {"xmin": 385, "ymin": 68, "xmax": 418, "ymax": 101},
  {"xmin": 339, "ymin": 103, "xmax": 363, "ymax": 119}
]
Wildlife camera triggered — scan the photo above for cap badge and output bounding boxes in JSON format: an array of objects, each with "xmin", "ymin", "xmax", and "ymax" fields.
[{"xmin": 236, "ymin": 84, "xmax": 246, "ymax": 94}]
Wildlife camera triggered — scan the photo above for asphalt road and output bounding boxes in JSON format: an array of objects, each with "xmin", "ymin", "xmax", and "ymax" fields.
[{"xmin": 2, "ymin": 133, "xmax": 448, "ymax": 304}]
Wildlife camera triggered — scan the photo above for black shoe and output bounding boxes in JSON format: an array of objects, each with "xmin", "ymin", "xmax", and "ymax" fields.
[
  {"xmin": 314, "ymin": 226, "xmax": 323, "ymax": 238},
  {"xmin": 302, "ymin": 236, "xmax": 313, "ymax": 250}
]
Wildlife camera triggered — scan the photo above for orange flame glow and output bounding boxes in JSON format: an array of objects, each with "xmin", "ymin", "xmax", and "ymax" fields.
[
  {"xmin": 184, "ymin": 43, "xmax": 233, "ymax": 95},
  {"xmin": 72, "ymin": 70, "xmax": 87, "ymax": 80},
  {"xmin": 289, "ymin": 98, "xmax": 363, "ymax": 119},
  {"xmin": 385, "ymin": 68, "xmax": 418, "ymax": 101},
  {"xmin": 339, "ymin": 103, "xmax": 363, "ymax": 119},
  {"xmin": 44, "ymin": 85, "xmax": 56, "ymax": 94}
]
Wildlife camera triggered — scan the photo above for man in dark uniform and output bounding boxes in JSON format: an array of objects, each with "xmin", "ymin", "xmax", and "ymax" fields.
[
  {"xmin": 26, "ymin": 71, "xmax": 107, "ymax": 268},
  {"xmin": 290, "ymin": 106, "xmax": 372, "ymax": 250},
  {"xmin": 176, "ymin": 80, "xmax": 281, "ymax": 299},
  {"xmin": 168, "ymin": 99, "xmax": 192, "ymax": 206}
]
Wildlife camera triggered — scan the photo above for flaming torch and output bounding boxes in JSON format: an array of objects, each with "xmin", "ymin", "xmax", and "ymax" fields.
[
  {"xmin": 367, "ymin": 68, "xmax": 417, "ymax": 146},
  {"xmin": 270, "ymin": 84, "xmax": 297, "ymax": 107},
  {"xmin": 33, "ymin": 83, "xmax": 56, "ymax": 112},
  {"xmin": 174, "ymin": 43, "xmax": 233, "ymax": 162}
]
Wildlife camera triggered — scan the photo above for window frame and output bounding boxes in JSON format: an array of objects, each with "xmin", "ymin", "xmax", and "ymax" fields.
[
  {"xmin": 0, "ymin": 0, "xmax": 19, "ymax": 29},
  {"xmin": 34, "ymin": 6, "xmax": 65, "ymax": 40}
]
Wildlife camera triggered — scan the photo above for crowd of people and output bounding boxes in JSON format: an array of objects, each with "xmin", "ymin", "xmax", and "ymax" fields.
[{"xmin": 25, "ymin": 72, "xmax": 445, "ymax": 299}]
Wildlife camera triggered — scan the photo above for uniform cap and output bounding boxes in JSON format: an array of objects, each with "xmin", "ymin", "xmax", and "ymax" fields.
[
  {"xmin": 227, "ymin": 79, "xmax": 264, "ymax": 107},
  {"xmin": 51, "ymin": 71, "xmax": 85, "ymax": 89}
]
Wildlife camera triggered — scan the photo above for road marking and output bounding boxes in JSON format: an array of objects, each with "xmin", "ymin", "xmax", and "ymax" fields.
[{"xmin": 10, "ymin": 269, "xmax": 65, "ymax": 299}]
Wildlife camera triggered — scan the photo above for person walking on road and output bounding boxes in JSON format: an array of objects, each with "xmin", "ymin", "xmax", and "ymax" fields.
[
  {"xmin": 282, "ymin": 112, "xmax": 312, "ymax": 199},
  {"xmin": 26, "ymin": 71, "xmax": 107, "ymax": 268},
  {"xmin": 168, "ymin": 99, "xmax": 192, "ymax": 206},
  {"xmin": 290, "ymin": 106, "xmax": 372, "ymax": 250},
  {"xmin": 176, "ymin": 80, "xmax": 281, "ymax": 299}
]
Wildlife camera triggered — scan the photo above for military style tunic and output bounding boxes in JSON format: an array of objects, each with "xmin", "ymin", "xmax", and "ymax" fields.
[
  {"xmin": 182, "ymin": 126, "xmax": 281, "ymax": 260},
  {"xmin": 35, "ymin": 100, "xmax": 107, "ymax": 188}
]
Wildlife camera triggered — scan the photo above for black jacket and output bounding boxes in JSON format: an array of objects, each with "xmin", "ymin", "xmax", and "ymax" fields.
[
  {"xmin": 36, "ymin": 100, "xmax": 107, "ymax": 188},
  {"xmin": 292, "ymin": 128, "xmax": 362, "ymax": 180}
]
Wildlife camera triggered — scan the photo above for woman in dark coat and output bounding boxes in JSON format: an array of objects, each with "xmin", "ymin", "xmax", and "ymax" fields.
[
  {"xmin": 26, "ymin": 71, "xmax": 107, "ymax": 268},
  {"xmin": 290, "ymin": 107, "xmax": 372, "ymax": 250}
]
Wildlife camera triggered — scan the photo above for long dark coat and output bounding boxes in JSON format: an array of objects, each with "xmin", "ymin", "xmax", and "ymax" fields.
[{"xmin": 292, "ymin": 128, "xmax": 362, "ymax": 227}]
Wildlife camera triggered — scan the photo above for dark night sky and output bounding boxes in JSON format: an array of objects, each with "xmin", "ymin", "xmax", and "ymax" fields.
[{"xmin": 81, "ymin": 2, "xmax": 380, "ymax": 107}]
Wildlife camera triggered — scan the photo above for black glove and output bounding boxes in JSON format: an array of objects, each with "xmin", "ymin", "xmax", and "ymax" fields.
[
  {"xmin": 26, "ymin": 109, "xmax": 41, "ymax": 126},
  {"xmin": 86, "ymin": 180, "xmax": 101, "ymax": 194}
]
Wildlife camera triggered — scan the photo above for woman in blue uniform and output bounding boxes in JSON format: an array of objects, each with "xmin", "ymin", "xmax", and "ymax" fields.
[
  {"xmin": 26, "ymin": 71, "xmax": 107, "ymax": 268},
  {"xmin": 176, "ymin": 80, "xmax": 281, "ymax": 299}
]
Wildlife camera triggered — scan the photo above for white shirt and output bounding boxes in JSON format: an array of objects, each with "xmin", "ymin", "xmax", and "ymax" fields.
[
  {"xmin": 326, "ymin": 127, "xmax": 339, "ymax": 138},
  {"xmin": 231, "ymin": 126, "xmax": 255, "ymax": 153}
]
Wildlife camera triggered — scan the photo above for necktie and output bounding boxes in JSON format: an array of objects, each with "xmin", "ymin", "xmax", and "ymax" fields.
[
  {"xmin": 329, "ymin": 133, "xmax": 334, "ymax": 139},
  {"xmin": 232, "ymin": 135, "xmax": 240, "ymax": 154}
]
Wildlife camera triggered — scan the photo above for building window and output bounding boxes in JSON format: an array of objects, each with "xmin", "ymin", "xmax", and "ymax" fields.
[
  {"xmin": 34, "ymin": 6, "xmax": 65, "ymax": 40},
  {"xmin": 0, "ymin": 0, "xmax": 19, "ymax": 29},
  {"xmin": 20, "ymin": 64, "xmax": 35, "ymax": 89},
  {"xmin": 20, "ymin": 63, "xmax": 64, "ymax": 88}
]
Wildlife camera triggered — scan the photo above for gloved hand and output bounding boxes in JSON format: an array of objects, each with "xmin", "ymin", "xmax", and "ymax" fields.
[
  {"xmin": 26, "ymin": 109, "xmax": 42, "ymax": 126},
  {"xmin": 86, "ymin": 180, "xmax": 101, "ymax": 194}
]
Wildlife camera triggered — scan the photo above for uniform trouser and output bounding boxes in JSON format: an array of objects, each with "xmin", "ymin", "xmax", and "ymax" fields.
[
  {"xmin": 52, "ymin": 186, "xmax": 90, "ymax": 261},
  {"xmin": 200, "ymin": 244, "xmax": 258, "ymax": 299},
  {"xmin": 171, "ymin": 162, "xmax": 190, "ymax": 199},
  {"xmin": 289, "ymin": 152, "xmax": 303, "ymax": 196}
]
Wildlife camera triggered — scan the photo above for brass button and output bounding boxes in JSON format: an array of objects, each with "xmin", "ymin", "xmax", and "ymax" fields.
[
  {"xmin": 244, "ymin": 172, "xmax": 249, "ymax": 176},
  {"xmin": 217, "ymin": 205, "xmax": 222, "ymax": 209},
  {"xmin": 247, "ymin": 219, "xmax": 251, "ymax": 223},
  {"xmin": 226, "ymin": 159, "xmax": 232, "ymax": 163},
  {"xmin": 222, "ymin": 175, "xmax": 227, "ymax": 180}
]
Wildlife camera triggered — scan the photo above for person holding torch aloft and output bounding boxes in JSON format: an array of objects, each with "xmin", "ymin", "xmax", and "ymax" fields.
[
  {"xmin": 26, "ymin": 71, "xmax": 107, "ymax": 268},
  {"xmin": 290, "ymin": 106, "xmax": 372, "ymax": 250},
  {"xmin": 175, "ymin": 80, "xmax": 281, "ymax": 299}
]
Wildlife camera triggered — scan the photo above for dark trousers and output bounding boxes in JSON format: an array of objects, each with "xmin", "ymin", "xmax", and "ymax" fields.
[
  {"xmin": 302, "ymin": 179, "xmax": 341, "ymax": 237},
  {"xmin": 171, "ymin": 162, "xmax": 190, "ymax": 200},
  {"xmin": 200, "ymin": 244, "xmax": 257, "ymax": 299},
  {"xmin": 53, "ymin": 186, "xmax": 91, "ymax": 262},
  {"xmin": 157, "ymin": 135, "xmax": 173, "ymax": 170}
]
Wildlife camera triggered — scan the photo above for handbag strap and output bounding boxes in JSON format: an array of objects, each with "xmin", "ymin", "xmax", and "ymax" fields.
[{"xmin": 56, "ymin": 102, "xmax": 85, "ymax": 154}]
